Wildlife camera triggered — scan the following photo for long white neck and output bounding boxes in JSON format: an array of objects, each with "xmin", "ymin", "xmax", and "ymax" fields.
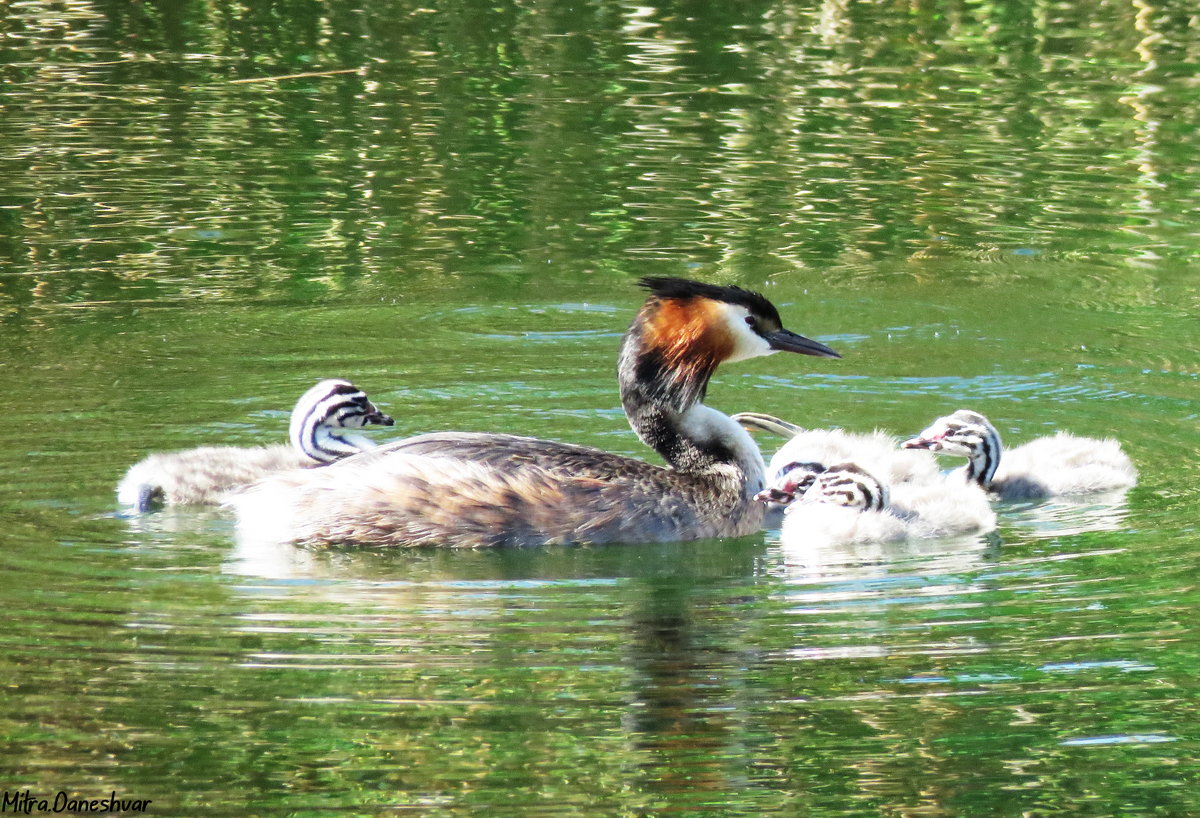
[
  {"xmin": 671, "ymin": 404, "xmax": 768, "ymax": 495},
  {"xmin": 617, "ymin": 349, "xmax": 759, "ymax": 478}
]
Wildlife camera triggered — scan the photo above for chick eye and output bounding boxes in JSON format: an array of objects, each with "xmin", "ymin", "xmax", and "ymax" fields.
[{"xmin": 744, "ymin": 316, "xmax": 755, "ymax": 327}]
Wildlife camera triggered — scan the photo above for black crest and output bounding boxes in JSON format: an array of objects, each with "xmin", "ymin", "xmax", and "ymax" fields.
[{"xmin": 637, "ymin": 277, "xmax": 782, "ymax": 324}]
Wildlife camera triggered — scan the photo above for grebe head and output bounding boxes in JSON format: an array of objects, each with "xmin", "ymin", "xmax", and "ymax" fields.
[
  {"xmin": 754, "ymin": 460, "xmax": 827, "ymax": 506},
  {"xmin": 619, "ymin": 277, "xmax": 840, "ymax": 413},
  {"xmin": 617, "ymin": 277, "xmax": 839, "ymax": 474},
  {"xmin": 901, "ymin": 409, "xmax": 1000, "ymax": 486},
  {"xmin": 288, "ymin": 379, "xmax": 394, "ymax": 463},
  {"xmin": 636, "ymin": 276, "xmax": 840, "ymax": 359},
  {"xmin": 802, "ymin": 463, "xmax": 889, "ymax": 512}
]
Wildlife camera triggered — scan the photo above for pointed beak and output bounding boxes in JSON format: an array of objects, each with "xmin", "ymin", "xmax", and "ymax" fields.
[
  {"xmin": 367, "ymin": 410, "xmax": 395, "ymax": 427},
  {"xmin": 766, "ymin": 329, "xmax": 840, "ymax": 358},
  {"xmin": 754, "ymin": 487, "xmax": 798, "ymax": 505},
  {"xmin": 901, "ymin": 436, "xmax": 934, "ymax": 450}
]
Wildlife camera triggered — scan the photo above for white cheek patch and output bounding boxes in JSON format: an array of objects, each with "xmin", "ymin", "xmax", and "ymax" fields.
[{"xmin": 719, "ymin": 304, "xmax": 774, "ymax": 363}]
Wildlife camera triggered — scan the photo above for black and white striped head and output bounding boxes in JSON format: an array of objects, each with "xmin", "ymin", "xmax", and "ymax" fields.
[
  {"xmin": 801, "ymin": 463, "xmax": 889, "ymax": 512},
  {"xmin": 901, "ymin": 409, "xmax": 1001, "ymax": 486},
  {"xmin": 288, "ymin": 379, "xmax": 394, "ymax": 463},
  {"xmin": 754, "ymin": 460, "xmax": 826, "ymax": 506}
]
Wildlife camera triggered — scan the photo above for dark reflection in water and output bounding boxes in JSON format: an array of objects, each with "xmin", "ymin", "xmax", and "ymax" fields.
[
  {"xmin": 623, "ymin": 571, "xmax": 757, "ymax": 805},
  {"xmin": 3, "ymin": 477, "xmax": 1198, "ymax": 814}
]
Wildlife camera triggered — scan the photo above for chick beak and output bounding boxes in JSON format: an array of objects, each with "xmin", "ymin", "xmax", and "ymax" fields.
[
  {"xmin": 901, "ymin": 436, "xmax": 934, "ymax": 450},
  {"xmin": 766, "ymin": 329, "xmax": 840, "ymax": 359},
  {"xmin": 754, "ymin": 487, "xmax": 798, "ymax": 505},
  {"xmin": 367, "ymin": 410, "xmax": 395, "ymax": 427}
]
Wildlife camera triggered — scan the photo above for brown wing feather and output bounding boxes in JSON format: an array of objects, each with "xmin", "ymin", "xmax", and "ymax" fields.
[
  {"xmin": 331, "ymin": 432, "xmax": 666, "ymax": 482},
  {"xmin": 235, "ymin": 446, "xmax": 765, "ymax": 548}
]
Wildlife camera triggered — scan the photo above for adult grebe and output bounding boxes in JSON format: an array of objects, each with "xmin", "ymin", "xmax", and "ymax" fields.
[
  {"xmin": 230, "ymin": 277, "xmax": 841, "ymax": 547},
  {"xmin": 901, "ymin": 409, "xmax": 1137, "ymax": 500},
  {"xmin": 118, "ymin": 379, "xmax": 393, "ymax": 511}
]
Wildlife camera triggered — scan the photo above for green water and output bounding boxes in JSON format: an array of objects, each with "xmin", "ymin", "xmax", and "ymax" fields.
[{"xmin": 2, "ymin": 0, "xmax": 1199, "ymax": 815}]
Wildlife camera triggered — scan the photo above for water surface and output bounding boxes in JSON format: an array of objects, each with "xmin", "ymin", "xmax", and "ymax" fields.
[{"xmin": 2, "ymin": 1, "xmax": 1198, "ymax": 815}]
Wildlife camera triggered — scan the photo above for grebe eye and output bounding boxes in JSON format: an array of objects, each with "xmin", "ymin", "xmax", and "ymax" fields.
[{"xmin": 744, "ymin": 316, "xmax": 755, "ymax": 327}]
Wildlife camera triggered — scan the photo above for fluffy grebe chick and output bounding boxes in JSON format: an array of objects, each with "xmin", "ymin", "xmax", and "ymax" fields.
[
  {"xmin": 118, "ymin": 379, "xmax": 393, "ymax": 512},
  {"xmin": 230, "ymin": 277, "xmax": 841, "ymax": 548},
  {"xmin": 779, "ymin": 463, "xmax": 908, "ymax": 545},
  {"xmin": 733, "ymin": 410, "xmax": 941, "ymax": 498},
  {"xmin": 777, "ymin": 462, "xmax": 996, "ymax": 544},
  {"xmin": 901, "ymin": 409, "xmax": 1137, "ymax": 500}
]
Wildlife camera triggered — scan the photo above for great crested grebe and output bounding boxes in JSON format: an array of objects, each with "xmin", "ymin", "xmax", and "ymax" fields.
[
  {"xmin": 902, "ymin": 409, "xmax": 1137, "ymax": 500},
  {"xmin": 118, "ymin": 379, "xmax": 393, "ymax": 512},
  {"xmin": 229, "ymin": 277, "xmax": 841, "ymax": 548},
  {"xmin": 775, "ymin": 461, "xmax": 996, "ymax": 545}
]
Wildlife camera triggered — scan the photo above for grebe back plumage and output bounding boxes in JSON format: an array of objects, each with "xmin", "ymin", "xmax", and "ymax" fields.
[
  {"xmin": 118, "ymin": 379, "xmax": 393, "ymax": 511},
  {"xmin": 230, "ymin": 278, "xmax": 841, "ymax": 548}
]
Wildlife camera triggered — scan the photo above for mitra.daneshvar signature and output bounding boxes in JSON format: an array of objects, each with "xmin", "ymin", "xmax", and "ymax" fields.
[{"xmin": 2, "ymin": 791, "xmax": 152, "ymax": 814}]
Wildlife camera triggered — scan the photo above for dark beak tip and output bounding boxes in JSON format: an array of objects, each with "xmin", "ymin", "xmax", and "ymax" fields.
[{"xmin": 768, "ymin": 329, "xmax": 841, "ymax": 359}]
